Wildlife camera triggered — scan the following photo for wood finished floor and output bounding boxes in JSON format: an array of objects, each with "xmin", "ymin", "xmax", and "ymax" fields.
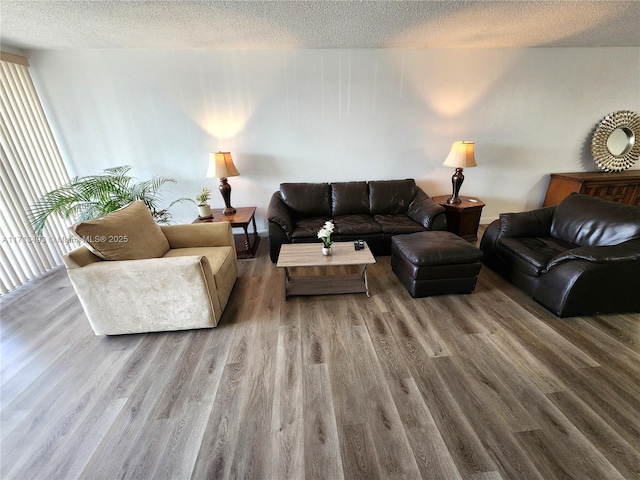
[{"xmin": 1, "ymin": 237, "xmax": 639, "ymax": 479}]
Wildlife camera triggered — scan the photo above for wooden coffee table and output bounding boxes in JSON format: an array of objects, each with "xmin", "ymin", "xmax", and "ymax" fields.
[{"xmin": 277, "ymin": 242, "xmax": 376, "ymax": 298}]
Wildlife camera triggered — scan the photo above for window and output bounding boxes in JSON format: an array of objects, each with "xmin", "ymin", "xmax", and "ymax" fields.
[{"xmin": 1, "ymin": 52, "xmax": 73, "ymax": 294}]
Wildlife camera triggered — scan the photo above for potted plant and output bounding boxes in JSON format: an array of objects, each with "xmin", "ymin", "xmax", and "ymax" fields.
[
  {"xmin": 29, "ymin": 165, "xmax": 191, "ymax": 235},
  {"xmin": 195, "ymin": 187, "xmax": 212, "ymax": 218},
  {"xmin": 317, "ymin": 220, "xmax": 335, "ymax": 255}
]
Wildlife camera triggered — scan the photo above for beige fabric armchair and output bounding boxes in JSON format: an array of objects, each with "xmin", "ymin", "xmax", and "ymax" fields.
[{"xmin": 63, "ymin": 201, "xmax": 238, "ymax": 335}]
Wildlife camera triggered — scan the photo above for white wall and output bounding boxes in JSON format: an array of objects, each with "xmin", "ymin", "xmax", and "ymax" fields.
[{"xmin": 28, "ymin": 48, "xmax": 640, "ymax": 230}]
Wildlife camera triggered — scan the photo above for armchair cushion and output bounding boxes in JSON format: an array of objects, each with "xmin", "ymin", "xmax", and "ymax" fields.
[
  {"xmin": 544, "ymin": 239, "xmax": 640, "ymax": 272},
  {"xmin": 498, "ymin": 207, "xmax": 554, "ymax": 238},
  {"xmin": 496, "ymin": 236, "xmax": 577, "ymax": 277},
  {"xmin": 161, "ymin": 223, "xmax": 237, "ymax": 250},
  {"xmin": 551, "ymin": 193, "xmax": 640, "ymax": 246},
  {"xmin": 70, "ymin": 200, "xmax": 169, "ymax": 260}
]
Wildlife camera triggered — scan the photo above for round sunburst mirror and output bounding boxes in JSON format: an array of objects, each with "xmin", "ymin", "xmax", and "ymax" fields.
[{"xmin": 591, "ymin": 110, "xmax": 640, "ymax": 172}]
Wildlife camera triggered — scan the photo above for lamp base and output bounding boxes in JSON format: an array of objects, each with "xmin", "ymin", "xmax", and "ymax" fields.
[
  {"xmin": 219, "ymin": 177, "xmax": 236, "ymax": 216},
  {"xmin": 447, "ymin": 168, "xmax": 465, "ymax": 205}
]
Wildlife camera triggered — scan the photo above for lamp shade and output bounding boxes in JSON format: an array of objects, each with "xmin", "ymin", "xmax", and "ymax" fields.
[
  {"xmin": 207, "ymin": 152, "xmax": 240, "ymax": 178},
  {"xmin": 443, "ymin": 141, "xmax": 477, "ymax": 168}
]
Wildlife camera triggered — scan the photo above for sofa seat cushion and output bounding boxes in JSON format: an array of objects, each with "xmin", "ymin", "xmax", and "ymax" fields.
[
  {"xmin": 374, "ymin": 214, "xmax": 425, "ymax": 234},
  {"xmin": 291, "ymin": 217, "xmax": 331, "ymax": 239},
  {"xmin": 334, "ymin": 214, "xmax": 382, "ymax": 235},
  {"xmin": 163, "ymin": 246, "xmax": 236, "ymax": 313},
  {"xmin": 70, "ymin": 200, "xmax": 170, "ymax": 261},
  {"xmin": 496, "ymin": 237, "xmax": 577, "ymax": 277}
]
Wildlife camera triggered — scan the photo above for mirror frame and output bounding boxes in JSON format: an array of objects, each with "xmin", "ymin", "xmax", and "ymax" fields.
[{"xmin": 591, "ymin": 110, "xmax": 640, "ymax": 172}]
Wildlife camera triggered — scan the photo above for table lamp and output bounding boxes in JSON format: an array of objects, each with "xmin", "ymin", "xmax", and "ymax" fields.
[
  {"xmin": 443, "ymin": 141, "xmax": 477, "ymax": 204},
  {"xmin": 207, "ymin": 151, "xmax": 240, "ymax": 215}
]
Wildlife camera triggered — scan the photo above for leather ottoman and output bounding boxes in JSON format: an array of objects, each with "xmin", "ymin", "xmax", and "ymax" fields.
[{"xmin": 391, "ymin": 231, "xmax": 483, "ymax": 298}]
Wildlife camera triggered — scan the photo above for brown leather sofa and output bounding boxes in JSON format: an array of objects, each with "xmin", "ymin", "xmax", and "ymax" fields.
[
  {"xmin": 267, "ymin": 179, "xmax": 446, "ymax": 262},
  {"xmin": 480, "ymin": 193, "xmax": 640, "ymax": 317}
]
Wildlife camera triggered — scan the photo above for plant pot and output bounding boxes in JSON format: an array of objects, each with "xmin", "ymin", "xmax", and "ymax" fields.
[
  {"xmin": 198, "ymin": 204, "xmax": 212, "ymax": 218},
  {"xmin": 322, "ymin": 246, "xmax": 332, "ymax": 256}
]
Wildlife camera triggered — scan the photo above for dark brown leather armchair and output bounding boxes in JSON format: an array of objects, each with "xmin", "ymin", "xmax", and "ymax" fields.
[
  {"xmin": 267, "ymin": 179, "xmax": 446, "ymax": 262},
  {"xmin": 480, "ymin": 193, "xmax": 640, "ymax": 317}
]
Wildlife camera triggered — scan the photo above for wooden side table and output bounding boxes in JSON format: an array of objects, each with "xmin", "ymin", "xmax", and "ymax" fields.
[
  {"xmin": 192, "ymin": 206, "xmax": 259, "ymax": 259},
  {"xmin": 432, "ymin": 195, "xmax": 485, "ymax": 242}
]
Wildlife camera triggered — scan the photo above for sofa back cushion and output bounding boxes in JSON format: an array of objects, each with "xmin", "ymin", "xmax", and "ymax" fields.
[
  {"xmin": 279, "ymin": 183, "xmax": 331, "ymax": 218},
  {"xmin": 498, "ymin": 207, "xmax": 555, "ymax": 238},
  {"xmin": 331, "ymin": 181, "xmax": 370, "ymax": 216},
  {"xmin": 551, "ymin": 193, "xmax": 640, "ymax": 247},
  {"xmin": 69, "ymin": 200, "xmax": 170, "ymax": 260},
  {"xmin": 369, "ymin": 179, "xmax": 416, "ymax": 215}
]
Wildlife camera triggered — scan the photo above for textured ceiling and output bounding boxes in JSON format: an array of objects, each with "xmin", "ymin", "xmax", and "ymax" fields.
[{"xmin": 1, "ymin": 1, "xmax": 639, "ymax": 51}]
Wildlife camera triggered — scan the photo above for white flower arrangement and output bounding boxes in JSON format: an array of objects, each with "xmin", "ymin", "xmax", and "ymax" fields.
[{"xmin": 317, "ymin": 220, "xmax": 335, "ymax": 248}]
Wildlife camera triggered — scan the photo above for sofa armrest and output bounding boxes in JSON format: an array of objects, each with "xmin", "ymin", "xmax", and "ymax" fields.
[
  {"xmin": 267, "ymin": 192, "xmax": 294, "ymax": 238},
  {"xmin": 533, "ymin": 258, "xmax": 640, "ymax": 317},
  {"xmin": 498, "ymin": 206, "xmax": 555, "ymax": 238},
  {"xmin": 545, "ymin": 239, "xmax": 640, "ymax": 272},
  {"xmin": 66, "ymin": 255, "xmax": 219, "ymax": 335},
  {"xmin": 406, "ymin": 187, "xmax": 446, "ymax": 230},
  {"xmin": 161, "ymin": 222, "xmax": 235, "ymax": 250},
  {"xmin": 479, "ymin": 219, "xmax": 500, "ymax": 266}
]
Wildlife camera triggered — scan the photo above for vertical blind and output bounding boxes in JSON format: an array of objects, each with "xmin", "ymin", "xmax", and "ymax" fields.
[{"xmin": 1, "ymin": 53, "xmax": 73, "ymax": 294}]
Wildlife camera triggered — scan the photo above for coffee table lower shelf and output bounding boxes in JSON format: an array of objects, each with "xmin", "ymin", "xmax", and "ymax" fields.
[
  {"xmin": 284, "ymin": 270, "xmax": 370, "ymax": 297},
  {"xmin": 276, "ymin": 242, "xmax": 376, "ymax": 299}
]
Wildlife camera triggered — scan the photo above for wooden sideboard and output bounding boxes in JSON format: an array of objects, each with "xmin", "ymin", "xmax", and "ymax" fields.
[{"xmin": 543, "ymin": 171, "xmax": 640, "ymax": 207}]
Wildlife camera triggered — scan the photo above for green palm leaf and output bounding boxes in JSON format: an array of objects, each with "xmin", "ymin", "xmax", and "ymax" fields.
[{"xmin": 28, "ymin": 166, "xmax": 192, "ymax": 235}]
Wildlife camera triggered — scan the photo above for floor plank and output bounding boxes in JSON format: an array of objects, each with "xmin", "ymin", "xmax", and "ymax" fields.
[{"xmin": 1, "ymin": 238, "xmax": 639, "ymax": 479}]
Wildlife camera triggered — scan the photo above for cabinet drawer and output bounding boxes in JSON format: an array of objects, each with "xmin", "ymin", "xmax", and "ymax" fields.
[{"xmin": 581, "ymin": 183, "xmax": 631, "ymax": 203}]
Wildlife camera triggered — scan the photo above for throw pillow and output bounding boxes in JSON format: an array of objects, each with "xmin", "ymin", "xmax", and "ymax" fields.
[{"xmin": 70, "ymin": 201, "xmax": 170, "ymax": 260}]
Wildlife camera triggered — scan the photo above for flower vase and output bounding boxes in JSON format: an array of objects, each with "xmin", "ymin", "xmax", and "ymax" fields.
[{"xmin": 322, "ymin": 246, "xmax": 332, "ymax": 256}]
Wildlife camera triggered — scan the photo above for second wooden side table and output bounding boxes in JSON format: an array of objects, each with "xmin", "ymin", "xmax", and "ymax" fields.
[
  {"xmin": 431, "ymin": 195, "xmax": 485, "ymax": 242},
  {"xmin": 192, "ymin": 206, "xmax": 259, "ymax": 258}
]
